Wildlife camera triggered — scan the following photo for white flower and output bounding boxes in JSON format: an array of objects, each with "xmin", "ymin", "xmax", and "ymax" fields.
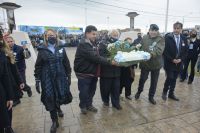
[
  {"xmin": 107, "ymin": 43, "xmax": 115, "ymax": 49},
  {"xmin": 136, "ymin": 43, "xmax": 142, "ymax": 49},
  {"xmin": 114, "ymin": 50, "xmax": 151, "ymax": 62}
]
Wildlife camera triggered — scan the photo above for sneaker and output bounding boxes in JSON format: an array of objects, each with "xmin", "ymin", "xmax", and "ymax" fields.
[
  {"xmin": 27, "ymin": 88, "xmax": 32, "ymax": 97},
  {"xmin": 103, "ymin": 102, "xmax": 109, "ymax": 107},
  {"xmin": 135, "ymin": 92, "xmax": 141, "ymax": 100},
  {"xmin": 188, "ymin": 80, "xmax": 192, "ymax": 84},
  {"xmin": 168, "ymin": 95, "xmax": 179, "ymax": 101},
  {"xmin": 81, "ymin": 108, "xmax": 87, "ymax": 114},
  {"xmin": 125, "ymin": 95, "xmax": 132, "ymax": 100},
  {"xmin": 113, "ymin": 105, "xmax": 122, "ymax": 110},
  {"xmin": 87, "ymin": 106, "xmax": 98, "ymax": 112}
]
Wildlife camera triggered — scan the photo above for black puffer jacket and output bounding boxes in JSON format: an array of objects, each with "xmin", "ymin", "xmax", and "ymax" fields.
[
  {"xmin": 34, "ymin": 45, "xmax": 72, "ymax": 111},
  {"xmin": 74, "ymin": 39, "xmax": 110, "ymax": 77}
]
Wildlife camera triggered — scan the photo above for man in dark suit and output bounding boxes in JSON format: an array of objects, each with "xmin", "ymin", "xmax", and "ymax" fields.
[
  {"xmin": 180, "ymin": 29, "xmax": 200, "ymax": 84},
  {"xmin": 162, "ymin": 22, "xmax": 188, "ymax": 101}
]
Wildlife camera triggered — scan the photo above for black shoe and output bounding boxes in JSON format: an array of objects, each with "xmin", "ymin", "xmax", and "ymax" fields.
[
  {"xmin": 188, "ymin": 80, "xmax": 192, "ymax": 84},
  {"xmin": 57, "ymin": 109, "xmax": 64, "ymax": 118},
  {"xmin": 135, "ymin": 92, "xmax": 141, "ymax": 100},
  {"xmin": 113, "ymin": 105, "xmax": 122, "ymax": 110},
  {"xmin": 149, "ymin": 98, "xmax": 156, "ymax": 105},
  {"xmin": 168, "ymin": 95, "xmax": 179, "ymax": 101},
  {"xmin": 103, "ymin": 102, "xmax": 109, "ymax": 107},
  {"xmin": 50, "ymin": 120, "xmax": 59, "ymax": 133},
  {"xmin": 5, "ymin": 127, "xmax": 15, "ymax": 133},
  {"xmin": 81, "ymin": 108, "xmax": 87, "ymax": 114},
  {"xmin": 162, "ymin": 92, "xmax": 167, "ymax": 101},
  {"xmin": 180, "ymin": 79, "xmax": 185, "ymax": 82},
  {"xmin": 27, "ymin": 89, "xmax": 32, "ymax": 97},
  {"xmin": 87, "ymin": 106, "xmax": 98, "ymax": 112},
  {"xmin": 13, "ymin": 100, "xmax": 21, "ymax": 107},
  {"xmin": 125, "ymin": 95, "xmax": 132, "ymax": 100}
]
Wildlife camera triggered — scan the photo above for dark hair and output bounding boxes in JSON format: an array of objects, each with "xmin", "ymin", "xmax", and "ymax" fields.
[
  {"xmin": 124, "ymin": 37, "xmax": 132, "ymax": 41},
  {"xmin": 85, "ymin": 25, "xmax": 97, "ymax": 34},
  {"xmin": 173, "ymin": 21, "xmax": 183, "ymax": 29},
  {"xmin": 149, "ymin": 24, "xmax": 159, "ymax": 31}
]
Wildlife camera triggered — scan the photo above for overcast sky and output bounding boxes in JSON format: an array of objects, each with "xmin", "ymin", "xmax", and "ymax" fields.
[{"xmin": 0, "ymin": 0, "xmax": 200, "ymax": 33}]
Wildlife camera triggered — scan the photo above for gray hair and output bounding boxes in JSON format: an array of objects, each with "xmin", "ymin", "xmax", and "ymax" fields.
[{"xmin": 108, "ymin": 29, "xmax": 120, "ymax": 38}]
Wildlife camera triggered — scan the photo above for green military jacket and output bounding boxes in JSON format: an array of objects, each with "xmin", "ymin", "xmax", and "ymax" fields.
[{"xmin": 139, "ymin": 34, "xmax": 165, "ymax": 70}]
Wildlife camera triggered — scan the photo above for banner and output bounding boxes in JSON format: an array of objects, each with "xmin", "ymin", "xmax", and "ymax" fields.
[{"xmin": 18, "ymin": 25, "xmax": 83, "ymax": 35}]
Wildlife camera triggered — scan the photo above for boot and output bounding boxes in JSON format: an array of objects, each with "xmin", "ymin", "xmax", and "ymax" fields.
[
  {"xmin": 5, "ymin": 127, "xmax": 15, "ymax": 133},
  {"xmin": 50, "ymin": 120, "xmax": 59, "ymax": 133},
  {"xmin": 57, "ymin": 109, "xmax": 64, "ymax": 118},
  {"xmin": 149, "ymin": 97, "xmax": 156, "ymax": 105},
  {"xmin": 135, "ymin": 92, "xmax": 141, "ymax": 100}
]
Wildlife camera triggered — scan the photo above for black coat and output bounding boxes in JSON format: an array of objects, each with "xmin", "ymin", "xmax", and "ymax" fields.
[
  {"xmin": 74, "ymin": 39, "xmax": 110, "ymax": 77},
  {"xmin": 34, "ymin": 45, "xmax": 72, "ymax": 111},
  {"xmin": 187, "ymin": 38, "xmax": 200, "ymax": 58},
  {"xmin": 6, "ymin": 57, "xmax": 23, "ymax": 100},
  {"xmin": 163, "ymin": 33, "xmax": 188, "ymax": 71},
  {"xmin": 12, "ymin": 44, "xmax": 26, "ymax": 72},
  {"xmin": 99, "ymin": 39, "xmax": 120, "ymax": 78},
  {"xmin": 0, "ymin": 51, "xmax": 14, "ymax": 128}
]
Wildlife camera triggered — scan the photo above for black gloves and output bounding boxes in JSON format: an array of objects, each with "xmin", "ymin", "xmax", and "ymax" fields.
[{"xmin": 35, "ymin": 80, "xmax": 41, "ymax": 94}]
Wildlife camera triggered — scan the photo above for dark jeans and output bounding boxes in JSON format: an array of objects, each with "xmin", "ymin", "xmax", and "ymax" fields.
[
  {"xmin": 163, "ymin": 70, "xmax": 179, "ymax": 96},
  {"xmin": 100, "ymin": 77, "xmax": 120, "ymax": 107},
  {"xmin": 49, "ymin": 106, "xmax": 61, "ymax": 121},
  {"xmin": 120, "ymin": 77, "xmax": 133, "ymax": 97},
  {"xmin": 137, "ymin": 69, "xmax": 160, "ymax": 98},
  {"xmin": 78, "ymin": 77, "xmax": 98, "ymax": 109},
  {"xmin": 19, "ymin": 70, "xmax": 31, "ymax": 92},
  {"xmin": 182, "ymin": 56, "xmax": 198, "ymax": 82}
]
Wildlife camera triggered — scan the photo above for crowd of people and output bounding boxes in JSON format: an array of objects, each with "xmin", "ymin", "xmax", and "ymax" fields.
[
  {"xmin": 29, "ymin": 34, "xmax": 84, "ymax": 48},
  {"xmin": 1, "ymin": 21, "xmax": 200, "ymax": 133}
]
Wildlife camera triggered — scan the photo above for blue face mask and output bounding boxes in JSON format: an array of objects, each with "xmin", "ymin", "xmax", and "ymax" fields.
[{"xmin": 47, "ymin": 37, "xmax": 56, "ymax": 44}]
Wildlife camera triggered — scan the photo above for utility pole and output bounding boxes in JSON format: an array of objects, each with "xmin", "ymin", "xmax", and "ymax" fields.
[
  {"xmin": 164, "ymin": 0, "xmax": 169, "ymax": 33},
  {"xmin": 84, "ymin": 0, "xmax": 87, "ymax": 27}
]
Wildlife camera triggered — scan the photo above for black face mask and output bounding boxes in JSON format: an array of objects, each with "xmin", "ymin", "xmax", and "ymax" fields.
[
  {"xmin": 47, "ymin": 37, "xmax": 57, "ymax": 44},
  {"xmin": 183, "ymin": 33, "xmax": 188, "ymax": 37},
  {"xmin": 191, "ymin": 34, "xmax": 197, "ymax": 38},
  {"xmin": 109, "ymin": 37, "xmax": 118, "ymax": 43}
]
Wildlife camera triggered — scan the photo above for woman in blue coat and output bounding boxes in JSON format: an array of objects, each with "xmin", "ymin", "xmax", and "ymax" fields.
[{"xmin": 34, "ymin": 29, "xmax": 72, "ymax": 133}]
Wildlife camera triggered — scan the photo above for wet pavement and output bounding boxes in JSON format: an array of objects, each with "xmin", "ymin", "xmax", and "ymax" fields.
[{"xmin": 13, "ymin": 47, "xmax": 200, "ymax": 133}]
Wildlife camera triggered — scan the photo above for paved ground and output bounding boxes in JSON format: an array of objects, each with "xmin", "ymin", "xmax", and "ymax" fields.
[{"xmin": 13, "ymin": 47, "xmax": 200, "ymax": 133}]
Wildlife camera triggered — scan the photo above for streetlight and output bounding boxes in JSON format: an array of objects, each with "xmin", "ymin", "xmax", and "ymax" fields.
[
  {"xmin": 126, "ymin": 12, "xmax": 139, "ymax": 31},
  {"xmin": 0, "ymin": 2, "xmax": 21, "ymax": 33},
  {"xmin": 84, "ymin": 0, "xmax": 88, "ymax": 27}
]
